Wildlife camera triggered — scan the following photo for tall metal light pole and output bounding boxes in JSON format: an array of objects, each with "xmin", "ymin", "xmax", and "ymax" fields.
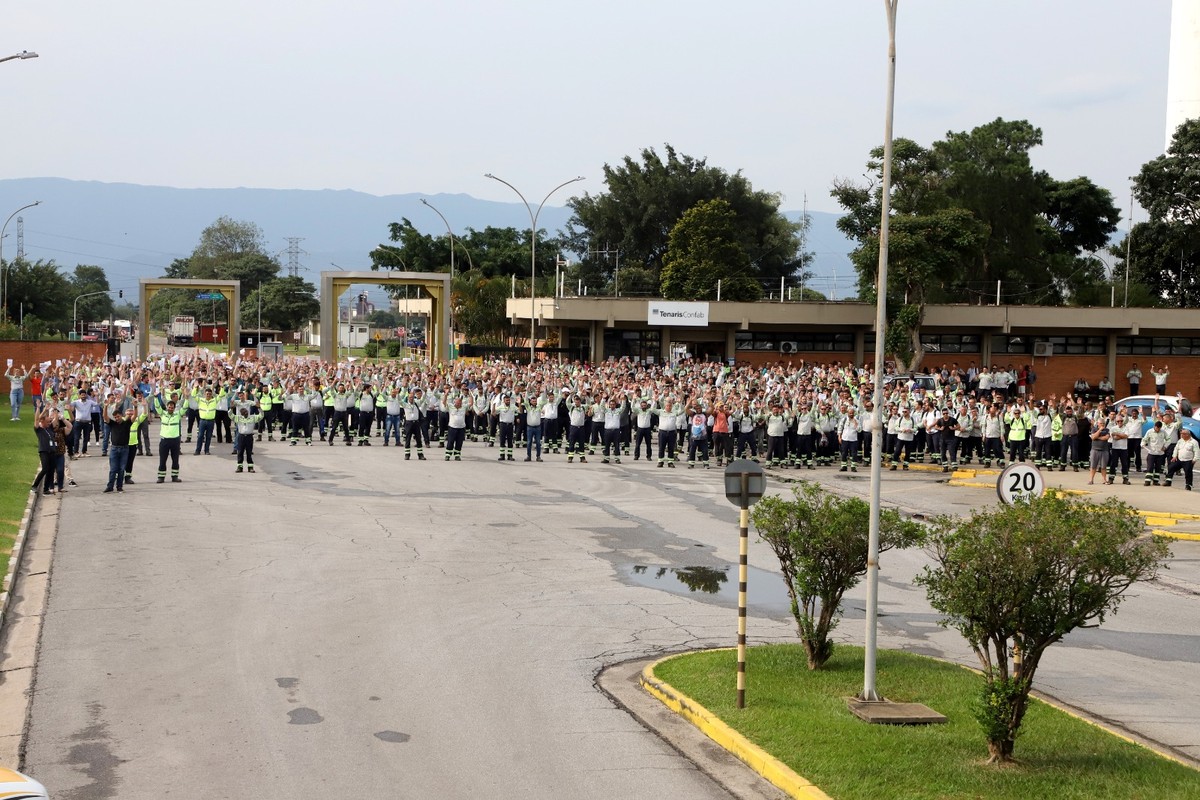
[
  {"xmin": 862, "ymin": 0, "xmax": 899, "ymax": 704},
  {"xmin": 420, "ymin": 198, "xmax": 459, "ymax": 355},
  {"xmin": 0, "ymin": 201, "xmax": 42, "ymax": 320},
  {"xmin": 484, "ymin": 173, "xmax": 584, "ymax": 364}
]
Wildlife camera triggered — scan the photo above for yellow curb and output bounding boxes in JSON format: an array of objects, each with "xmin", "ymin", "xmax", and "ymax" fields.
[
  {"xmin": 1138, "ymin": 510, "xmax": 1200, "ymax": 521},
  {"xmin": 951, "ymin": 470, "xmax": 977, "ymax": 479},
  {"xmin": 902, "ymin": 464, "xmax": 943, "ymax": 473},
  {"xmin": 641, "ymin": 653, "xmax": 833, "ymax": 800},
  {"xmin": 1144, "ymin": 517, "xmax": 1177, "ymax": 527},
  {"xmin": 947, "ymin": 480, "xmax": 994, "ymax": 489},
  {"xmin": 1154, "ymin": 529, "xmax": 1200, "ymax": 541}
]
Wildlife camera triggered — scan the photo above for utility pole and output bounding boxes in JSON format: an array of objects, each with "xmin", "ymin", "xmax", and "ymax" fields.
[{"xmin": 15, "ymin": 216, "xmax": 24, "ymax": 260}]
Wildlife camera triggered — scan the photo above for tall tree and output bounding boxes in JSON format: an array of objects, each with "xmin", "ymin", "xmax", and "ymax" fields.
[
  {"xmin": 155, "ymin": 217, "xmax": 283, "ymax": 326},
  {"xmin": 1111, "ymin": 119, "xmax": 1200, "ymax": 308},
  {"xmin": 834, "ymin": 119, "xmax": 1119, "ymax": 369},
  {"xmin": 240, "ymin": 276, "xmax": 319, "ymax": 332},
  {"xmin": 4, "ymin": 259, "xmax": 72, "ymax": 332},
  {"xmin": 566, "ymin": 144, "xmax": 810, "ymax": 295},
  {"xmin": 660, "ymin": 199, "xmax": 761, "ymax": 301},
  {"xmin": 68, "ymin": 264, "xmax": 114, "ymax": 330}
]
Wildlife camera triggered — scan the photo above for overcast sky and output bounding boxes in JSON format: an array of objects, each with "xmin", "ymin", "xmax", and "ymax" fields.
[{"xmin": 6, "ymin": 1, "xmax": 1174, "ymax": 217}]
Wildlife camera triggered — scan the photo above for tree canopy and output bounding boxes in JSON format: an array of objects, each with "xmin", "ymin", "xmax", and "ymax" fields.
[
  {"xmin": 833, "ymin": 119, "xmax": 1119, "ymax": 308},
  {"xmin": 1111, "ymin": 119, "xmax": 1200, "ymax": 308},
  {"xmin": 155, "ymin": 216, "xmax": 285, "ymax": 327},
  {"xmin": 833, "ymin": 118, "xmax": 1120, "ymax": 370},
  {"xmin": 565, "ymin": 144, "xmax": 810, "ymax": 296},
  {"xmin": 660, "ymin": 199, "xmax": 761, "ymax": 301}
]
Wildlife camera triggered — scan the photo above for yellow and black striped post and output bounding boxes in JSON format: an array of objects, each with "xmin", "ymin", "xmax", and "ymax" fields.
[
  {"xmin": 737, "ymin": 472, "xmax": 750, "ymax": 709},
  {"xmin": 723, "ymin": 459, "xmax": 764, "ymax": 711}
]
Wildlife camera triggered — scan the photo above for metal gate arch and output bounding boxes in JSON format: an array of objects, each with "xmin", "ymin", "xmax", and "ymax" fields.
[
  {"xmin": 319, "ymin": 271, "xmax": 450, "ymax": 364},
  {"xmin": 138, "ymin": 278, "xmax": 241, "ymax": 359}
]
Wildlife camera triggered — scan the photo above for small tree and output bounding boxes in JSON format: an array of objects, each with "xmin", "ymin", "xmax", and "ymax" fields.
[
  {"xmin": 752, "ymin": 482, "xmax": 924, "ymax": 669},
  {"xmin": 916, "ymin": 494, "xmax": 1169, "ymax": 764},
  {"xmin": 362, "ymin": 341, "xmax": 379, "ymax": 359}
]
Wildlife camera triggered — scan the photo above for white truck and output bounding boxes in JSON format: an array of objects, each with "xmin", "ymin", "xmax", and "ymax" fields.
[{"xmin": 168, "ymin": 315, "xmax": 195, "ymax": 347}]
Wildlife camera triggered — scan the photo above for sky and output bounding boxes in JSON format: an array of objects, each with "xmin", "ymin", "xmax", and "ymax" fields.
[{"xmin": 4, "ymin": 1, "xmax": 1176, "ymax": 219}]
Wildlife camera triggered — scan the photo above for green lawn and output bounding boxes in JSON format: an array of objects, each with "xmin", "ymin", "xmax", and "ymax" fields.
[
  {"xmin": 0, "ymin": 400, "xmax": 41, "ymax": 582},
  {"xmin": 653, "ymin": 644, "xmax": 1200, "ymax": 800}
]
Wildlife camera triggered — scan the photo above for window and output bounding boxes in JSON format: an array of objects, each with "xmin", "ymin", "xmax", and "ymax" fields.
[
  {"xmin": 738, "ymin": 332, "xmax": 854, "ymax": 352},
  {"xmin": 603, "ymin": 329, "xmax": 661, "ymax": 362},
  {"xmin": 1117, "ymin": 336, "xmax": 1200, "ymax": 356},
  {"xmin": 920, "ymin": 334, "xmax": 981, "ymax": 353},
  {"xmin": 991, "ymin": 335, "xmax": 1105, "ymax": 355}
]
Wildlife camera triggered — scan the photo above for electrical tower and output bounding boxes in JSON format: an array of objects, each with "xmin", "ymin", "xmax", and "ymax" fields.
[
  {"xmin": 284, "ymin": 237, "xmax": 307, "ymax": 278},
  {"xmin": 15, "ymin": 216, "xmax": 24, "ymax": 260}
]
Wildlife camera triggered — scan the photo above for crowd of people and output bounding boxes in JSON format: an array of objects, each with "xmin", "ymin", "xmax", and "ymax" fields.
[{"xmin": 6, "ymin": 354, "xmax": 1197, "ymax": 495}]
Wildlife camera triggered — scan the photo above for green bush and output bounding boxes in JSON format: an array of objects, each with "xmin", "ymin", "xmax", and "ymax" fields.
[
  {"xmin": 363, "ymin": 341, "xmax": 379, "ymax": 358},
  {"xmin": 751, "ymin": 481, "xmax": 924, "ymax": 669},
  {"xmin": 385, "ymin": 339, "xmax": 403, "ymax": 358}
]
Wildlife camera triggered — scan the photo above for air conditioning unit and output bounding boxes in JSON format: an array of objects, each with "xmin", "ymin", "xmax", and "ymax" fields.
[
  {"xmin": 1033, "ymin": 342, "xmax": 1053, "ymax": 357},
  {"xmin": 780, "ymin": 341, "xmax": 799, "ymax": 354}
]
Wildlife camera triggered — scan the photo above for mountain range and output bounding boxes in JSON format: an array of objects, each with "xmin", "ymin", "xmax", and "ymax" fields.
[{"xmin": 0, "ymin": 177, "xmax": 857, "ymax": 302}]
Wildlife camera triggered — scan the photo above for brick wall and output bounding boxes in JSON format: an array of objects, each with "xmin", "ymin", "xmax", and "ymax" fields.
[
  {"xmin": 0, "ymin": 341, "xmax": 108, "ymax": 381},
  {"xmin": 1116, "ymin": 356, "xmax": 1200, "ymax": 400}
]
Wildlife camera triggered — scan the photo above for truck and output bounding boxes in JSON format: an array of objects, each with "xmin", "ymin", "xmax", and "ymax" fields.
[{"xmin": 168, "ymin": 315, "xmax": 196, "ymax": 347}]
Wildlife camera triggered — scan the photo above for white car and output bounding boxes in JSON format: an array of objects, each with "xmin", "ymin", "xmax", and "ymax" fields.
[{"xmin": 0, "ymin": 766, "xmax": 48, "ymax": 798}]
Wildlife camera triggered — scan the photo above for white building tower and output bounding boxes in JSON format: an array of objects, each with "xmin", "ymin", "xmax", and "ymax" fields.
[{"xmin": 1166, "ymin": 0, "xmax": 1200, "ymax": 148}]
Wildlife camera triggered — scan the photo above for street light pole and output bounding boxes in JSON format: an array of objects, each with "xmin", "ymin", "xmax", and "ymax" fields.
[
  {"xmin": 420, "ymin": 198, "xmax": 458, "ymax": 356},
  {"xmin": 73, "ymin": 289, "xmax": 115, "ymax": 339},
  {"xmin": 862, "ymin": 0, "xmax": 899, "ymax": 704},
  {"xmin": 0, "ymin": 51, "xmax": 37, "ymax": 65},
  {"xmin": 0, "ymin": 200, "xmax": 42, "ymax": 320},
  {"xmin": 485, "ymin": 173, "xmax": 584, "ymax": 364}
]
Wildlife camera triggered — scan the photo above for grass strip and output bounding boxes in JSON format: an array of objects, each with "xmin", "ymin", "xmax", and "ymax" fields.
[
  {"xmin": 0, "ymin": 402, "xmax": 41, "ymax": 586},
  {"xmin": 653, "ymin": 644, "xmax": 1200, "ymax": 800}
]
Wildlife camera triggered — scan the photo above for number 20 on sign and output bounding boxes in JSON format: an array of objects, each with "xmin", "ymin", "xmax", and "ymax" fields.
[{"xmin": 996, "ymin": 463, "xmax": 1046, "ymax": 505}]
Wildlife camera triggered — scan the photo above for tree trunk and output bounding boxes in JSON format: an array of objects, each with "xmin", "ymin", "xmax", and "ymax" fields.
[{"xmin": 986, "ymin": 737, "xmax": 1015, "ymax": 764}]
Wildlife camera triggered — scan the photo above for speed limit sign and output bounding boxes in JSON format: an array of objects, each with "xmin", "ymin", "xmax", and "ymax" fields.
[{"xmin": 996, "ymin": 463, "xmax": 1046, "ymax": 505}]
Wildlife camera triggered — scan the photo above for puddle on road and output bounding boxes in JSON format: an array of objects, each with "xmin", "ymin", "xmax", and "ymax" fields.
[{"xmin": 618, "ymin": 564, "xmax": 793, "ymax": 617}]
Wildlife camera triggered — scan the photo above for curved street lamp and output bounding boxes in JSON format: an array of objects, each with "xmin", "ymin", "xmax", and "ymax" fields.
[
  {"xmin": 420, "ymin": 198, "xmax": 468, "ymax": 351},
  {"xmin": 484, "ymin": 173, "xmax": 584, "ymax": 364},
  {"xmin": 1, "ymin": 200, "xmax": 42, "ymax": 320},
  {"xmin": 0, "ymin": 51, "xmax": 38, "ymax": 65}
]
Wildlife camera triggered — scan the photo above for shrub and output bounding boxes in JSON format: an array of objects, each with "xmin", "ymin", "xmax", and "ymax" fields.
[
  {"xmin": 751, "ymin": 482, "xmax": 924, "ymax": 669},
  {"xmin": 916, "ymin": 494, "xmax": 1169, "ymax": 763}
]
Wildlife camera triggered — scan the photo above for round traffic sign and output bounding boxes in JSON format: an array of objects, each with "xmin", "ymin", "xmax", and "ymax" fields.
[{"xmin": 996, "ymin": 463, "xmax": 1045, "ymax": 505}]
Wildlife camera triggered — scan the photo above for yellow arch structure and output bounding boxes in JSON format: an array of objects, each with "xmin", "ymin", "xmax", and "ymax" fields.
[
  {"xmin": 319, "ymin": 271, "xmax": 450, "ymax": 364},
  {"xmin": 138, "ymin": 279, "xmax": 241, "ymax": 360}
]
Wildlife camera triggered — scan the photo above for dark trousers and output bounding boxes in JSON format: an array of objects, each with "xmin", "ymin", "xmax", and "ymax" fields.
[
  {"xmin": 601, "ymin": 427, "xmax": 619, "ymax": 457},
  {"xmin": 1108, "ymin": 448, "xmax": 1131, "ymax": 477},
  {"xmin": 158, "ymin": 437, "xmax": 181, "ymax": 479},
  {"xmin": 568, "ymin": 425, "xmax": 586, "ymax": 454},
  {"xmin": 237, "ymin": 434, "xmax": 255, "ymax": 465},
  {"xmin": 635, "ymin": 427, "xmax": 653, "ymax": 459},
  {"xmin": 658, "ymin": 430, "xmax": 677, "ymax": 462},
  {"xmin": 216, "ymin": 410, "xmax": 231, "ymax": 443},
  {"xmin": 444, "ymin": 427, "xmax": 465, "ymax": 456},
  {"xmin": 107, "ymin": 445, "xmax": 128, "ymax": 490},
  {"xmin": 1165, "ymin": 459, "xmax": 1194, "ymax": 487}
]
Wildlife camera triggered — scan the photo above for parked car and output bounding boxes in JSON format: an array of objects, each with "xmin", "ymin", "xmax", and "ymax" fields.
[
  {"xmin": 0, "ymin": 766, "xmax": 48, "ymax": 798},
  {"xmin": 882, "ymin": 374, "xmax": 938, "ymax": 391},
  {"xmin": 1111, "ymin": 395, "xmax": 1200, "ymax": 438}
]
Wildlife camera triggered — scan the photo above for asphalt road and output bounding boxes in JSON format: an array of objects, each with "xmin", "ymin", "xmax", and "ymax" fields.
[{"xmin": 20, "ymin": 438, "xmax": 1200, "ymax": 797}]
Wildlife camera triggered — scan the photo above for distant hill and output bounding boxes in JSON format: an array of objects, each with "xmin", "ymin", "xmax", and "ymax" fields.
[{"xmin": 0, "ymin": 177, "xmax": 857, "ymax": 302}]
